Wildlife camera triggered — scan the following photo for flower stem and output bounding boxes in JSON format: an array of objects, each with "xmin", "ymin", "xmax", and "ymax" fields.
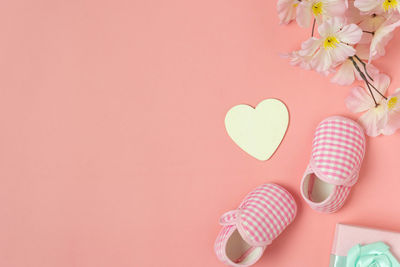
[
  {"xmin": 363, "ymin": 30, "xmax": 375, "ymax": 35},
  {"xmin": 365, "ymin": 82, "xmax": 378, "ymax": 107},
  {"xmin": 365, "ymin": 81, "xmax": 387, "ymax": 99},
  {"xmin": 350, "ymin": 56, "xmax": 387, "ymax": 99},
  {"xmin": 353, "ymin": 55, "xmax": 374, "ymax": 81},
  {"xmin": 311, "ymin": 18, "xmax": 316, "ymax": 37},
  {"xmin": 349, "ymin": 57, "xmax": 378, "ymax": 107}
]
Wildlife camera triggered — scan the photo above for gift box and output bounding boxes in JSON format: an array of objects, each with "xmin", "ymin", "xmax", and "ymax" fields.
[{"xmin": 330, "ymin": 223, "xmax": 400, "ymax": 267}]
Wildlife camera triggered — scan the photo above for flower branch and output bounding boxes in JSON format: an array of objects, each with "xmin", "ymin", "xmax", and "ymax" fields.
[{"xmin": 278, "ymin": 0, "xmax": 400, "ymax": 136}]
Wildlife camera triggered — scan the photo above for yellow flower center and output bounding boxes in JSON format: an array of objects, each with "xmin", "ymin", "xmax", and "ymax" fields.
[
  {"xmin": 388, "ymin": 97, "xmax": 398, "ymax": 110},
  {"xmin": 383, "ymin": 0, "xmax": 398, "ymax": 11},
  {"xmin": 323, "ymin": 36, "xmax": 339, "ymax": 49},
  {"xmin": 312, "ymin": 1, "xmax": 323, "ymax": 16}
]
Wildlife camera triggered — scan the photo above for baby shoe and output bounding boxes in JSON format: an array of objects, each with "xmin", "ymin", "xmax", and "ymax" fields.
[
  {"xmin": 214, "ymin": 183, "xmax": 297, "ymax": 266},
  {"xmin": 300, "ymin": 116, "xmax": 366, "ymax": 213}
]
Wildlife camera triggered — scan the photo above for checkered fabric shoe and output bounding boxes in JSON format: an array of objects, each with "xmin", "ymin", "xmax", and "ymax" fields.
[
  {"xmin": 300, "ymin": 116, "xmax": 366, "ymax": 213},
  {"xmin": 214, "ymin": 184, "xmax": 297, "ymax": 266}
]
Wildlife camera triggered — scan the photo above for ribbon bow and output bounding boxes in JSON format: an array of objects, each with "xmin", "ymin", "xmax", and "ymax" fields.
[{"xmin": 346, "ymin": 242, "xmax": 400, "ymax": 267}]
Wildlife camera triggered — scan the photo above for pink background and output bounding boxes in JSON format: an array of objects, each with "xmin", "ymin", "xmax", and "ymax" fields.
[{"xmin": 1, "ymin": 1, "xmax": 400, "ymax": 266}]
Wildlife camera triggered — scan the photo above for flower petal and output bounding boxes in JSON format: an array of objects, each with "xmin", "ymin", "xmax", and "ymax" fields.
[
  {"xmin": 283, "ymin": 51, "xmax": 313, "ymax": 69},
  {"xmin": 329, "ymin": 43, "xmax": 356, "ymax": 63},
  {"xmin": 359, "ymin": 106, "xmax": 388, "ymax": 137},
  {"xmin": 346, "ymin": 86, "xmax": 375, "ymax": 113},
  {"xmin": 354, "ymin": 0, "xmax": 382, "ymax": 13},
  {"xmin": 370, "ymin": 19, "xmax": 400, "ymax": 61},
  {"xmin": 354, "ymin": 63, "xmax": 379, "ymax": 81},
  {"xmin": 337, "ymin": 24, "xmax": 363, "ymax": 44},
  {"xmin": 318, "ymin": 17, "xmax": 344, "ymax": 36},
  {"xmin": 296, "ymin": 1, "xmax": 313, "ymax": 28},
  {"xmin": 372, "ymin": 73, "xmax": 391, "ymax": 102},
  {"xmin": 347, "ymin": 74, "xmax": 390, "ymax": 136},
  {"xmin": 278, "ymin": 0, "xmax": 299, "ymax": 24},
  {"xmin": 355, "ymin": 44, "xmax": 371, "ymax": 60},
  {"xmin": 299, "ymin": 37, "xmax": 321, "ymax": 56},
  {"xmin": 346, "ymin": 1, "xmax": 365, "ymax": 24},
  {"xmin": 382, "ymin": 110, "xmax": 400, "ymax": 135},
  {"xmin": 358, "ymin": 14, "xmax": 386, "ymax": 32},
  {"xmin": 323, "ymin": 0, "xmax": 347, "ymax": 16},
  {"xmin": 311, "ymin": 48, "xmax": 333, "ymax": 72},
  {"xmin": 331, "ymin": 60, "xmax": 356, "ymax": 85},
  {"xmin": 382, "ymin": 89, "xmax": 400, "ymax": 135}
]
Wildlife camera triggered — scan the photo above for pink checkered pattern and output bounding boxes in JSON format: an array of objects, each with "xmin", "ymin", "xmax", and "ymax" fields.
[
  {"xmin": 214, "ymin": 184, "xmax": 297, "ymax": 266},
  {"xmin": 301, "ymin": 116, "xmax": 366, "ymax": 213}
]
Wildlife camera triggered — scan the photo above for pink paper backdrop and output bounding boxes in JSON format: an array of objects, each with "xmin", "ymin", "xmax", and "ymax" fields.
[{"xmin": 1, "ymin": 1, "xmax": 400, "ymax": 267}]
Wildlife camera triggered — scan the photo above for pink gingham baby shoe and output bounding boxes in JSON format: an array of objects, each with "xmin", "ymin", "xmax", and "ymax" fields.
[
  {"xmin": 300, "ymin": 116, "xmax": 366, "ymax": 213},
  {"xmin": 214, "ymin": 184, "xmax": 297, "ymax": 266}
]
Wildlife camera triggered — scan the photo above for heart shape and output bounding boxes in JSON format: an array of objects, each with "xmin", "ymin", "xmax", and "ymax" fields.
[{"xmin": 225, "ymin": 99, "xmax": 289, "ymax": 161}]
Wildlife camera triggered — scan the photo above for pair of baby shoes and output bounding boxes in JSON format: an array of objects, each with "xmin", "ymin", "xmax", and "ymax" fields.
[{"xmin": 214, "ymin": 116, "xmax": 366, "ymax": 266}]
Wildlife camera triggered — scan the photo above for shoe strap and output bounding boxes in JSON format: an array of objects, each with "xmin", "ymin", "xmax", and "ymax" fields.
[{"xmin": 219, "ymin": 210, "xmax": 239, "ymax": 226}]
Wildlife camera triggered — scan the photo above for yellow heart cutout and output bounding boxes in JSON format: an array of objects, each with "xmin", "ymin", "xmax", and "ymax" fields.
[{"xmin": 225, "ymin": 99, "xmax": 289, "ymax": 161}]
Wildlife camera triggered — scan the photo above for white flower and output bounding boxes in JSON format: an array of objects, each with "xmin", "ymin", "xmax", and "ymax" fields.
[
  {"xmin": 298, "ymin": 17, "xmax": 362, "ymax": 73},
  {"xmin": 369, "ymin": 17, "xmax": 400, "ymax": 61},
  {"xmin": 355, "ymin": 0, "xmax": 400, "ymax": 14},
  {"xmin": 277, "ymin": 0, "xmax": 301, "ymax": 24},
  {"xmin": 296, "ymin": 0, "xmax": 347, "ymax": 28},
  {"xmin": 346, "ymin": 73, "xmax": 391, "ymax": 136}
]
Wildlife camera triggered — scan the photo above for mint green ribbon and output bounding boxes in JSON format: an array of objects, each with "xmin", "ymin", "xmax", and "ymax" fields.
[{"xmin": 330, "ymin": 242, "xmax": 400, "ymax": 267}]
